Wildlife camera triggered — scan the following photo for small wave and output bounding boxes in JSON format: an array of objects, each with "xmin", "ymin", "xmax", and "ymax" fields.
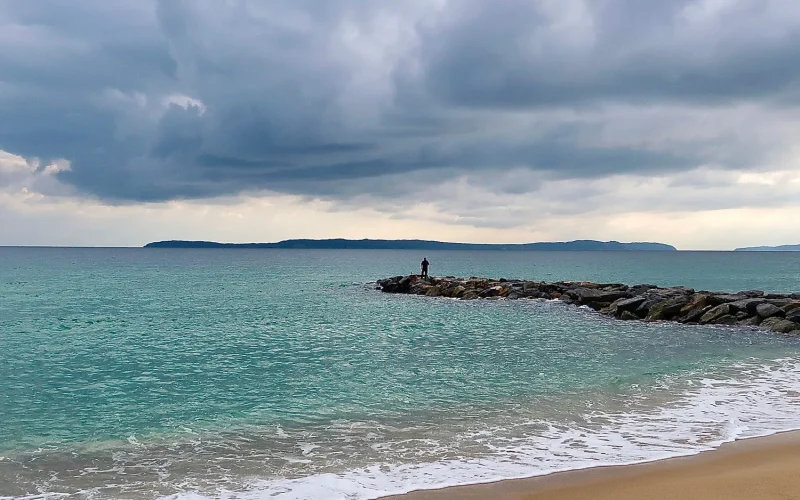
[
  {"xmin": 6, "ymin": 358, "xmax": 800, "ymax": 500},
  {"xmin": 153, "ymin": 357, "xmax": 800, "ymax": 500}
]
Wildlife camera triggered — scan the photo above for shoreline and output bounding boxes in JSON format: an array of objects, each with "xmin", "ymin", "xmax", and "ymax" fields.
[
  {"xmin": 379, "ymin": 430, "xmax": 800, "ymax": 500},
  {"xmin": 374, "ymin": 275, "xmax": 800, "ymax": 500}
]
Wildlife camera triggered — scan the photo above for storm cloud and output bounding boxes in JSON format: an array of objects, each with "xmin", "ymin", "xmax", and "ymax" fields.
[{"xmin": 2, "ymin": 0, "xmax": 800, "ymax": 206}]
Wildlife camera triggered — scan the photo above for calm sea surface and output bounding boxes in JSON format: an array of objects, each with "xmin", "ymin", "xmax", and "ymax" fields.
[{"xmin": 2, "ymin": 248, "xmax": 800, "ymax": 499}]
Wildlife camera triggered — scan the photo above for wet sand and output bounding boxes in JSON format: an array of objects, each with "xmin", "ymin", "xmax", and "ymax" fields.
[{"xmin": 380, "ymin": 431, "xmax": 800, "ymax": 500}]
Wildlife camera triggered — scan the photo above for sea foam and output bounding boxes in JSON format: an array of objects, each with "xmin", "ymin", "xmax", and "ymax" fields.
[{"xmin": 156, "ymin": 357, "xmax": 800, "ymax": 500}]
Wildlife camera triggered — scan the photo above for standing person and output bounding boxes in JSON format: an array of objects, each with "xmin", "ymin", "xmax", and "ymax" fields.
[{"xmin": 421, "ymin": 257, "xmax": 430, "ymax": 278}]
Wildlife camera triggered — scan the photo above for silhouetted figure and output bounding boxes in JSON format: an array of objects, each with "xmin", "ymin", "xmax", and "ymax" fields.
[{"xmin": 421, "ymin": 258, "xmax": 430, "ymax": 278}]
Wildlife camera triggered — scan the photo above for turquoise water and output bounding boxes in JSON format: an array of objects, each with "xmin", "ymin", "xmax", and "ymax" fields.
[{"xmin": 2, "ymin": 249, "xmax": 800, "ymax": 499}]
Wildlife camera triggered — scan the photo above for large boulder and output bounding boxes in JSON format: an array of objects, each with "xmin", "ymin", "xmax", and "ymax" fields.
[
  {"xmin": 765, "ymin": 298, "xmax": 793, "ymax": 308},
  {"xmin": 756, "ymin": 303, "xmax": 784, "ymax": 319},
  {"xmin": 738, "ymin": 316, "xmax": 762, "ymax": 327},
  {"xmin": 783, "ymin": 302, "xmax": 800, "ymax": 314},
  {"xmin": 646, "ymin": 296, "xmax": 691, "ymax": 321},
  {"xmin": 711, "ymin": 314, "xmax": 738, "ymax": 325},
  {"xmin": 379, "ymin": 276, "xmax": 412, "ymax": 293},
  {"xmin": 728, "ymin": 298, "xmax": 766, "ymax": 314},
  {"xmin": 602, "ymin": 296, "xmax": 646, "ymax": 317},
  {"xmin": 678, "ymin": 294, "xmax": 717, "ymax": 321},
  {"xmin": 700, "ymin": 304, "xmax": 734, "ymax": 324},
  {"xmin": 539, "ymin": 283, "xmax": 569, "ymax": 295},
  {"xmin": 760, "ymin": 317, "xmax": 800, "ymax": 334},
  {"xmin": 449, "ymin": 285, "xmax": 467, "ymax": 298},
  {"xmin": 680, "ymin": 305, "xmax": 713, "ymax": 324},
  {"xmin": 785, "ymin": 309, "xmax": 800, "ymax": 323},
  {"xmin": 636, "ymin": 289, "xmax": 687, "ymax": 316},
  {"xmin": 522, "ymin": 281, "xmax": 540, "ymax": 291},
  {"xmin": 479, "ymin": 286, "xmax": 504, "ymax": 298},
  {"xmin": 616, "ymin": 296, "xmax": 647, "ymax": 310},
  {"xmin": 706, "ymin": 294, "xmax": 747, "ymax": 306},
  {"xmin": 600, "ymin": 284, "xmax": 630, "ymax": 292},
  {"xmin": 681, "ymin": 294, "xmax": 711, "ymax": 313},
  {"xmin": 565, "ymin": 287, "xmax": 629, "ymax": 307},
  {"xmin": 424, "ymin": 286, "xmax": 442, "ymax": 297},
  {"xmin": 629, "ymin": 284, "xmax": 659, "ymax": 295}
]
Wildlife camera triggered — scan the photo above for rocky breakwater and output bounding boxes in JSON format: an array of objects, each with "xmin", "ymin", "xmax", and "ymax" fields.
[{"xmin": 376, "ymin": 275, "xmax": 800, "ymax": 334}]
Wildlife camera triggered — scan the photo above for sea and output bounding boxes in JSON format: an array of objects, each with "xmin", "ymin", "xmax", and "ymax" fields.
[{"xmin": 2, "ymin": 248, "xmax": 800, "ymax": 499}]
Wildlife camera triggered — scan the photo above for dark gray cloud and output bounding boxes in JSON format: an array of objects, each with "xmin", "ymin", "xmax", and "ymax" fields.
[
  {"xmin": 418, "ymin": 0, "xmax": 800, "ymax": 108},
  {"xmin": 1, "ymin": 0, "xmax": 800, "ymax": 203}
]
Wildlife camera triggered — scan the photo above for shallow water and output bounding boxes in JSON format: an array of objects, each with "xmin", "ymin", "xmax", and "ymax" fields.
[{"xmin": 2, "ymin": 248, "xmax": 800, "ymax": 499}]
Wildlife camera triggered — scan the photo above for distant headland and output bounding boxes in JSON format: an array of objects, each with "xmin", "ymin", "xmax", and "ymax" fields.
[
  {"xmin": 144, "ymin": 239, "xmax": 677, "ymax": 251},
  {"xmin": 735, "ymin": 244, "xmax": 800, "ymax": 252}
]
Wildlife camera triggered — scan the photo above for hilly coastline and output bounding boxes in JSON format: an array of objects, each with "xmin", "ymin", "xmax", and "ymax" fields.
[
  {"xmin": 735, "ymin": 244, "xmax": 800, "ymax": 252},
  {"xmin": 144, "ymin": 239, "xmax": 677, "ymax": 251}
]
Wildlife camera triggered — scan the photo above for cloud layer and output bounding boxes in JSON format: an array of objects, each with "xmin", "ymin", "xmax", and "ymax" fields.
[{"xmin": 2, "ymin": 0, "xmax": 800, "ymax": 247}]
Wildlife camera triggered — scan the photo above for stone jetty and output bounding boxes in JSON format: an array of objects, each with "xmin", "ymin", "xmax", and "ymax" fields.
[{"xmin": 376, "ymin": 275, "xmax": 800, "ymax": 334}]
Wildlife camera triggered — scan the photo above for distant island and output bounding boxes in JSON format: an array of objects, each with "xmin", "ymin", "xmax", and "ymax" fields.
[
  {"xmin": 144, "ymin": 239, "xmax": 677, "ymax": 251},
  {"xmin": 735, "ymin": 244, "xmax": 800, "ymax": 252}
]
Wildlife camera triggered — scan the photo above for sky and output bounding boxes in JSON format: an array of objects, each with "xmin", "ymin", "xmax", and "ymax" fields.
[{"xmin": 2, "ymin": 0, "xmax": 800, "ymax": 249}]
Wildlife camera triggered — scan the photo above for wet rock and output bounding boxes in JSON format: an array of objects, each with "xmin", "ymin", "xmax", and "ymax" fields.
[
  {"xmin": 636, "ymin": 289, "xmax": 682, "ymax": 316},
  {"xmin": 424, "ymin": 286, "xmax": 441, "ymax": 297},
  {"xmin": 629, "ymin": 284, "xmax": 659, "ymax": 295},
  {"xmin": 378, "ymin": 276, "xmax": 405, "ymax": 293},
  {"xmin": 566, "ymin": 288, "xmax": 629, "ymax": 306},
  {"xmin": 600, "ymin": 283, "xmax": 629, "ymax": 291},
  {"xmin": 760, "ymin": 317, "xmax": 800, "ymax": 333},
  {"xmin": 479, "ymin": 286, "xmax": 504, "ymax": 298},
  {"xmin": 785, "ymin": 309, "xmax": 800, "ymax": 323},
  {"xmin": 605, "ymin": 296, "xmax": 646, "ymax": 317},
  {"xmin": 620, "ymin": 311, "xmax": 640, "ymax": 321},
  {"xmin": 728, "ymin": 298, "xmax": 766, "ymax": 314},
  {"xmin": 679, "ymin": 305, "xmax": 713, "ymax": 324},
  {"xmin": 783, "ymin": 302, "xmax": 800, "ymax": 314},
  {"xmin": 738, "ymin": 316, "xmax": 762, "ymax": 327},
  {"xmin": 700, "ymin": 304, "xmax": 733, "ymax": 324},
  {"xmin": 765, "ymin": 298, "xmax": 793, "ymax": 307},
  {"xmin": 706, "ymin": 294, "xmax": 746, "ymax": 306},
  {"xmin": 617, "ymin": 296, "xmax": 647, "ymax": 311},
  {"xmin": 646, "ymin": 296, "xmax": 691, "ymax": 321},
  {"xmin": 711, "ymin": 314, "xmax": 738, "ymax": 325},
  {"xmin": 522, "ymin": 281, "xmax": 540, "ymax": 292},
  {"xmin": 681, "ymin": 294, "xmax": 712, "ymax": 314},
  {"xmin": 755, "ymin": 303, "xmax": 784, "ymax": 319}
]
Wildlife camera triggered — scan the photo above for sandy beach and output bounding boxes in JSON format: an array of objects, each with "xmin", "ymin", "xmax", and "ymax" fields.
[{"xmin": 381, "ymin": 431, "xmax": 800, "ymax": 500}]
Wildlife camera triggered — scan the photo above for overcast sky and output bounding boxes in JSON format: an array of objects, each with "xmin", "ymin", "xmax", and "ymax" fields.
[{"xmin": 2, "ymin": 0, "xmax": 800, "ymax": 249}]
